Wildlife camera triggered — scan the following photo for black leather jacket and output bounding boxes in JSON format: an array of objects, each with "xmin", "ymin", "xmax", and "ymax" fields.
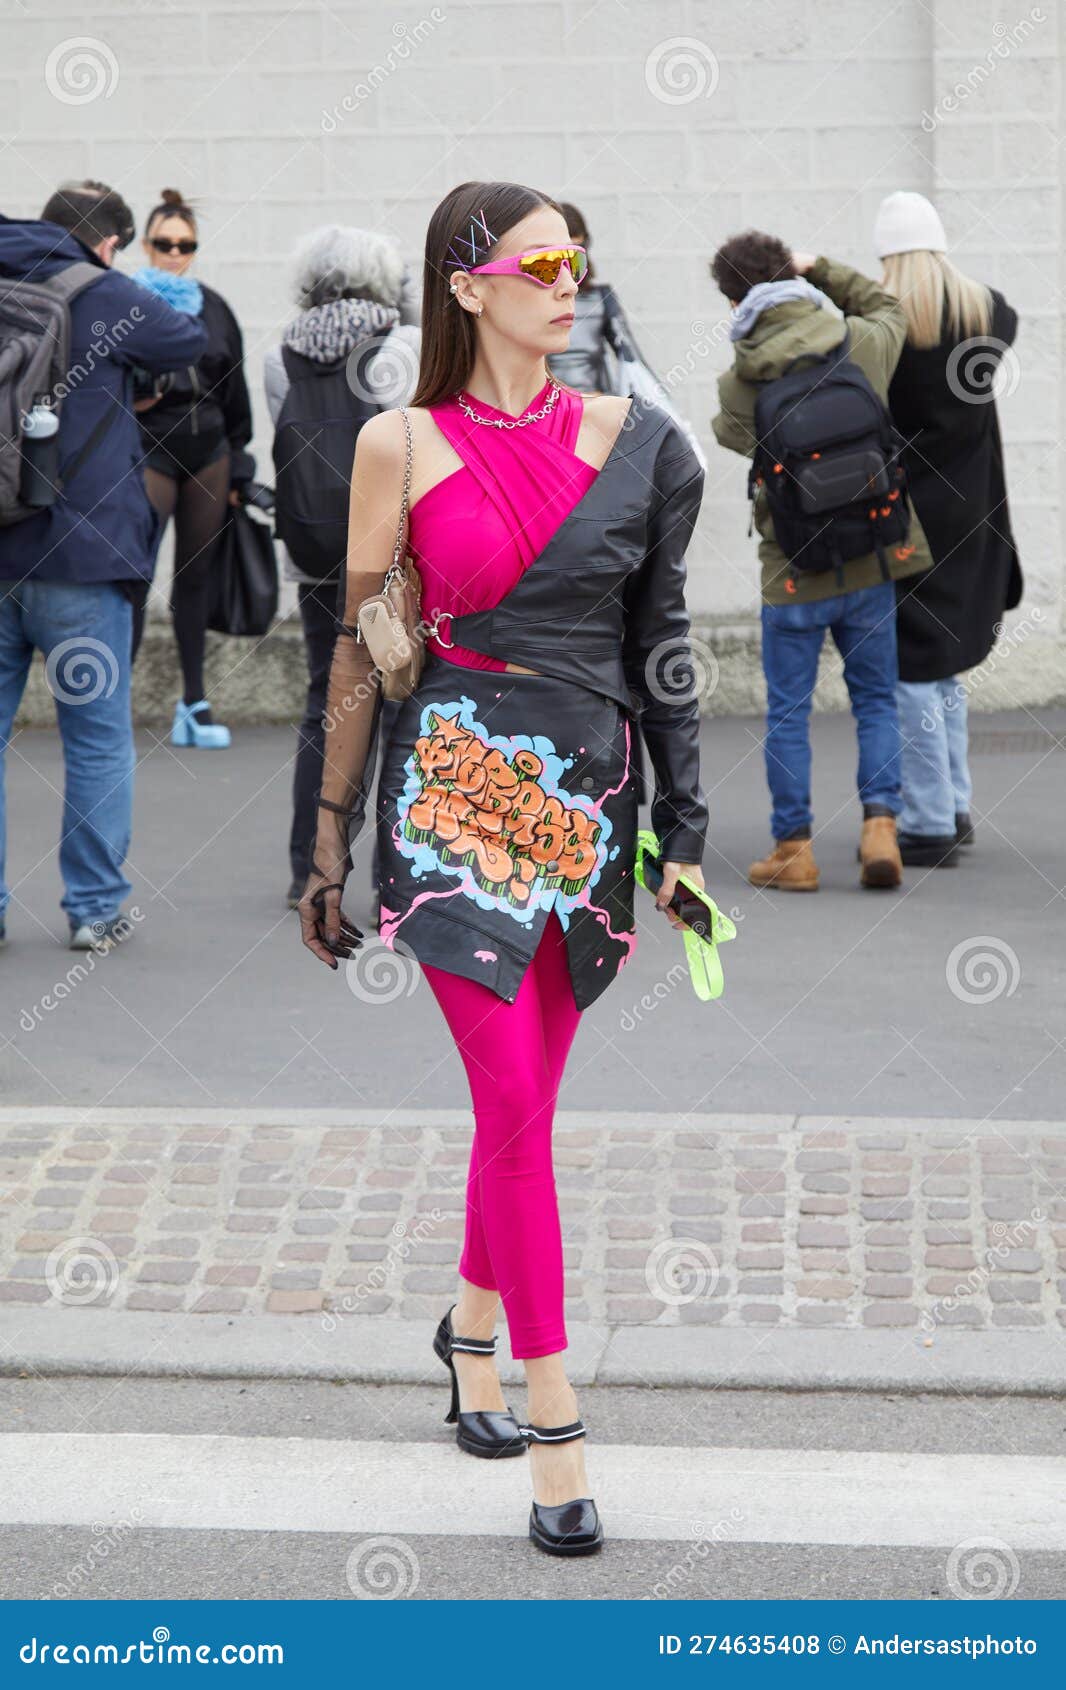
[{"xmin": 440, "ymin": 396, "xmax": 709, "ymax": 865}]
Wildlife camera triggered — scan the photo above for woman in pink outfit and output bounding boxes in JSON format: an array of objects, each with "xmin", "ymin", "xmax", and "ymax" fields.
[{"xmin": 299, "ymin": 181, "xmax": 709, "ymax": 1557}]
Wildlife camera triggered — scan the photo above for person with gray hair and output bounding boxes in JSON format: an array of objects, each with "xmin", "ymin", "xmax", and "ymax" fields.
[{"xmin": 264, "ymin": 225, "xmax": 421, "ymax": 909}]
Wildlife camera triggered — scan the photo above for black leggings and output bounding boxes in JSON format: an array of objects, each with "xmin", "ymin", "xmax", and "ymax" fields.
[{"xmin": 143, "ymin": 446, "xmax": 231, "ymax": 704}]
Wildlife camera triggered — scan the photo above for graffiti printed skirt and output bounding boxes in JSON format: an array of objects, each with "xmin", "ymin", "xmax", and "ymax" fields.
[{"xmin": 374, "ymin": 653, "xmax": 639, "ymax": 1010}]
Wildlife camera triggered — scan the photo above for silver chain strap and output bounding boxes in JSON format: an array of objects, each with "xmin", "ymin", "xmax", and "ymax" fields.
[
  {"xmin": 454, "ymin": 376, "xmax": 561, "ymax": 430},
  {"xmin": 352, "ymin": 406, "xmax": 414, "ymax": 642},
  {"xmin": 387, "ymin": 404, "xmax": 414, "ymax": 576}
]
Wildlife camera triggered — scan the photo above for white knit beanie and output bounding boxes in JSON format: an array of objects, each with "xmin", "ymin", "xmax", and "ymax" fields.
[{"xmin": 873, "ymin": 191, "xmax": 947, "ymax": 258}]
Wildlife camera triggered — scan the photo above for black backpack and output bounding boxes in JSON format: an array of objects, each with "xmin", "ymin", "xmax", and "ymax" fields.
[
  {"xmin": 0, "ymin": 260, "xmax": 112, "ymax": 527},
  {"xmin": 746, "ymin": 327, "xmax": 913, "ymax": 590},
  {"xmin": 272, "ymin": 343, "xmax": 381, "ymax": 580}
]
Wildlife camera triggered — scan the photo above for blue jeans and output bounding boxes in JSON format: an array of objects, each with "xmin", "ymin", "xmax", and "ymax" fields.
[
  {"xmin": 896, "ymin": 677, "xmax": 972, "ymax": 837},
  {"xmin": 0, "ymin": 579, "xmax": 134, "ymax": 928},
  {"xmin": 760, "ymin": 581, "xmax": 901, "ymax": 839}
]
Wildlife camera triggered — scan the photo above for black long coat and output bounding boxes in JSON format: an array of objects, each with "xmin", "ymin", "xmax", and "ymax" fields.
[{"xmin": 890, "ymin": 287, "xmax": 1022, "ymax": 683}]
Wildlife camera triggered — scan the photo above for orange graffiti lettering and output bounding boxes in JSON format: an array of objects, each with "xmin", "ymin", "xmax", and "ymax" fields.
[{"xmin": 403, "ymin": 709, "xmax": 603, "ymax": 905}]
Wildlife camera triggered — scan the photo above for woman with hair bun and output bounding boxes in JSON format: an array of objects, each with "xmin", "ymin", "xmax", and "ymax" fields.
[{"xmin": 132, "ymin": 188, "xmax": 256, "ymax": 748}]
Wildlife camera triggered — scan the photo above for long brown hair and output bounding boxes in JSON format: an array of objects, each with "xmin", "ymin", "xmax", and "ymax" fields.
[{"xmin": 410, "ymin": 180, "xmax": 566, "ymax": 409}]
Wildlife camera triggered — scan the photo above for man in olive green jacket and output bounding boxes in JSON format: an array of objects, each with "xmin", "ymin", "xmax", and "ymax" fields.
[{"xmin": 711, "ymin": 233, "xmax": 931, "ymax": 892}]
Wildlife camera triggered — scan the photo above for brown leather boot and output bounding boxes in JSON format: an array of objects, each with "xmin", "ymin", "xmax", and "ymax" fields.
[
  {"xmin": 858, "ymin": 815, "xmax": 902, "ymax": 888},
  {"xmin": 748, "ymin": 837, "xmax": 819, "ymax": 891}
]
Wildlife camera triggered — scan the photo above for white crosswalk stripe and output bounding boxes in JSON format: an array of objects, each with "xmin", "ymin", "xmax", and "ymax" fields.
[{"xmin": 5, "ymin": 1435, "xmax": 1066, "ymax": 1548}]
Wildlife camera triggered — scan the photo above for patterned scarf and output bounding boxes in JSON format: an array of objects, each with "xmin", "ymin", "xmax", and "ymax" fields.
[{"xmin": 282, "ymin": 296, "xmax": 401, "ymax": 364}]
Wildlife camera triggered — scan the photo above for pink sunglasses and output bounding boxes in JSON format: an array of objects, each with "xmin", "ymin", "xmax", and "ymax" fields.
[{"xmin": 468, "ymin": 245, "xmax": 589, "ymax": 288}]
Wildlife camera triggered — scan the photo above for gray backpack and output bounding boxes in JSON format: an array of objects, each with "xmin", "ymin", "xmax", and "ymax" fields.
[{"xmin": 0, "ymin": 259, "xmax": 111, "ymax": 527}]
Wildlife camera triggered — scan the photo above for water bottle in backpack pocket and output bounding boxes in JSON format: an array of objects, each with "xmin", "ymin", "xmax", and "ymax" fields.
[
  {"xmin": 18, "ymin": 400, "xmax": 60, "ymax": 508},
  {"xmin": 746, "ymin": 327, "xmax": 913, "ymax": 591}
]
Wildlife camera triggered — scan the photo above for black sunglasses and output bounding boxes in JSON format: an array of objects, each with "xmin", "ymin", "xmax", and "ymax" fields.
[{"xmin": 150, "ymin": 236, "xmax": 198, "ymax": 255}]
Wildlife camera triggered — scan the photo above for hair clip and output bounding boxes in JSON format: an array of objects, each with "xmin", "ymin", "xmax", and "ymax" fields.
[{"xmin": 447, "ymin": 205, "xmax": 496, "ymax": 272}]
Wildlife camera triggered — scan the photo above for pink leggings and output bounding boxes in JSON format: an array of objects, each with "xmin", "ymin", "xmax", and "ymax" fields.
[{"xmin": 420, "ymin": 910, "xmax": 582, "ymax": 1359}]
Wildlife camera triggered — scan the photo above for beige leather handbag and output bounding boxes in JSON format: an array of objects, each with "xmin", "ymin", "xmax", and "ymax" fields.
[{"xmin": 355, "ymin": 406, "xmax": 427, "ymax": 703}]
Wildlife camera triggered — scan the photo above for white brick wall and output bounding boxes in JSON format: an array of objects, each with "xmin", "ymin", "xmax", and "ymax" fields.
[{"xmin": 2, "ymin": 0, "xmax": 1062, "ymax": 693}]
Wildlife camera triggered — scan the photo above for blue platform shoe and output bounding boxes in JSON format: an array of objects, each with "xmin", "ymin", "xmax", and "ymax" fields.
[{"xmin": 171, "ymin": 698, "xmax": 231, "ymax": 749}]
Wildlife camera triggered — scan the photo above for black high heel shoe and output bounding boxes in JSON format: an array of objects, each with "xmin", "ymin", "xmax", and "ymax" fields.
[
  {"xmin": 432, "ymin": 1304, "xmax": 527, "ymax": 1459},
  {"xmin": 519, "ymin": 1416, "xmax": 604, "ymax": 1556}
]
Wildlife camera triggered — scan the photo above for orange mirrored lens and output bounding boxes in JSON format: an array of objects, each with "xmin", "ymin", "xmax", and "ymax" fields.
[{"xmin": 518, "ymin": 247, "xmax": 587, "ymax": 285}]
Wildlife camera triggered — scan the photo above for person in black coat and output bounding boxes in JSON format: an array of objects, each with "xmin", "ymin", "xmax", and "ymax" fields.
[
  {"xmin": 875, "ymin": 192, "xmax": 1022, "ymax": 866},
  {"xmin": 263, "ymin": 224, "xmax": 421, "ymax": 909},
  {"xmin": 131, "ymin": 188, "xmax": 256, "ymax": 748}
]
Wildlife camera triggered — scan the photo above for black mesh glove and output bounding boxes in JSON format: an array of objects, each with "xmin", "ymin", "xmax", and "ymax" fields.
[{"xmin": 298, "ymin": 565, "xmax": 385, "ymax": 968}]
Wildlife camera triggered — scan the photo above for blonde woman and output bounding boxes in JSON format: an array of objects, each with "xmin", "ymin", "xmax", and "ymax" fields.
[{"xmin": 875, "ymin": 191, "xmax": 1022, "ymax": 865}]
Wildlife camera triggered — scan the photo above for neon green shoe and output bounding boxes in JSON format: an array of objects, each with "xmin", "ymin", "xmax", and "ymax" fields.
[{"xmin": 633, "ymin": 829, "xmax": 737, "ymax": 1002}]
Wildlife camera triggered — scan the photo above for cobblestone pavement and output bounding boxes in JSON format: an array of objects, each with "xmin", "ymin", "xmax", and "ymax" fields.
[{"xmin": 1, "ymin": 1114, "xmax": 1064, "ymax": 1333}]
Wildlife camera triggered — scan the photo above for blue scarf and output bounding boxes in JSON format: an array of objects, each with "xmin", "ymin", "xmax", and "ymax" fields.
[
  {"xmin": 130, "ymin": 264, "xmax": 203, "ymax": 316},
  {"xmin": 729, "ymin": 278, "xmax": 823, "ymax": 341}
]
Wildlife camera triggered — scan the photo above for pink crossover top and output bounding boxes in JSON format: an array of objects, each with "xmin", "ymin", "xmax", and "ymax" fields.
[{"xmin": 406, "ymin": 376, "xmax": 598, "ymax": 672}]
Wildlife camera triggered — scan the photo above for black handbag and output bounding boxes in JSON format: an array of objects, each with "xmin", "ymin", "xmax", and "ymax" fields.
[{"xmin": 207, "ymin": 502, "xmax": 279, "ymax": 636}]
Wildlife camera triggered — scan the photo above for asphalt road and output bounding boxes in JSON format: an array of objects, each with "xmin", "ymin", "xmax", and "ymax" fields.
[
  {"xmin": 1, "ymin": 1375, "xmax": 1063, "ymax": 1601},
  {"xmin": 2, "ymin": 708, "xmax": 1064, "ymax": 1118}
]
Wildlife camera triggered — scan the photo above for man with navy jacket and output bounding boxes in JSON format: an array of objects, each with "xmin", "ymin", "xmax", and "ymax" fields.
[{"xmin": 0, "ymin": 180, "xmax": 207, "ymax": 951}]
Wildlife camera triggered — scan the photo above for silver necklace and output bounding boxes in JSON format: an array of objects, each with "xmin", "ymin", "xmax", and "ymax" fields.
[{"xmin": 455, "ymin": 376, "xmax": 561, "ymax": 429}]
